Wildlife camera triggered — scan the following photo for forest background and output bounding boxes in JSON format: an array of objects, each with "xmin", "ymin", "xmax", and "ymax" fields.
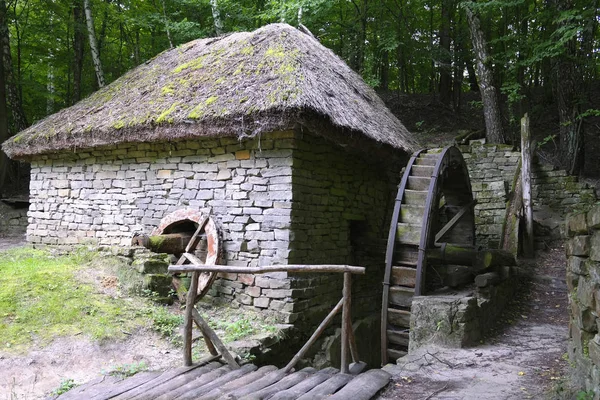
[{"xmin": 0, "ymin": 0, "xmax": 598, "ymax": 196}]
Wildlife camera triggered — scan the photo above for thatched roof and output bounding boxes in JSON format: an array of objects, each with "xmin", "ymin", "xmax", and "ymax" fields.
[{"xmin": 3, "ymin": 23, "xmax": 416, "ymax": 159}]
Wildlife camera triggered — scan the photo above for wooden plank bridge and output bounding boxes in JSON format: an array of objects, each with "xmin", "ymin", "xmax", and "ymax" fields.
[{"xmin": 54, "ymin": 357, "xmax": 391, "ymax": 400}]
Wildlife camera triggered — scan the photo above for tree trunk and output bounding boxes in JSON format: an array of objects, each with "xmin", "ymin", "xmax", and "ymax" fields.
[
  {"xmin": 210, "ymin": 0, "xmax": 223, "ymax": 36},
  {"xmin": 83, "ymin": 0, "xmax": 105, "ymax": 88},
  {"xmin": 161, "ymin": 0, "xmax": 173, "ymax": 47},
  {"xmin": 380, "ymin": 50, "xmax": 389, "ymax": 90},
  {"xmin": 72, "ymin": 0, "xmax": 85, "ymax": 103},
  {"xmin": 0, "ymin": 0, "xmax": 26, "ymax": 133},
  {"xmin": 439, "ymin": 0, "xmax": 453, "ymax": 105},
  {"xmin": 552, "ymin": 0, "xmax": 583, "ymax": 174},
  {"xmin": 0, "ymin": 31, "xmax": 8, "ymax": 194},
  {"xmin": 465, "ymin": 5, "xmax": 505, "ymax": 143}
]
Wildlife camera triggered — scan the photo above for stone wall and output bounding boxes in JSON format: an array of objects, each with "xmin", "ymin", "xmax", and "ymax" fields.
[
  {"xmin": 0, "ymin": 201, "xmax": 28, "ymax": 236},
  {"xmin": 460, "ymin": 141, "xmax": 596, "ymax": 249},
  {"xmin": 26, "ymin": 129, "xmax": 401, "ymax": 332},
  {"xmin": 565, "ymin": 207, "xmax": 600, "ymax": 397}
]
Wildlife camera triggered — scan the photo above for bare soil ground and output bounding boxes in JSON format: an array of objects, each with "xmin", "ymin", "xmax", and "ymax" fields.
[{"xmin": 378, "ymin": 244, "xmax": 571, "ymax": 400}]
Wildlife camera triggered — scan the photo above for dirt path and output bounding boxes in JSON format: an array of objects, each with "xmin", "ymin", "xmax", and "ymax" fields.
[
  {"xmin": 0, "ymin": 331, "xmax": 181, "ymax": 399},
  {"xmin": 378, "ymin": 244, "xmax": 570, "ymax": 400}
]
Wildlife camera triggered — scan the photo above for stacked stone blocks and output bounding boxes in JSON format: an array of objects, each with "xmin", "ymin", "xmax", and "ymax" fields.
[{"xmin": 566, "ymin": 207, "xmax": 600, "ymax": 395}]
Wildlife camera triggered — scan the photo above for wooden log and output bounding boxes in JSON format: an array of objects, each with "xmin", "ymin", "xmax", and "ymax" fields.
[
  {"xmin": 61, "ymin": 375, "xmax": 126, "ymax": 400},
  {"xmin": 184, "ymin": 271, "xmax": 199, "ymax": 366},
  {"xmin": 152, "ymin": 365, "xmax": 232, "ymax": 400},
  {"xmin": 139, "ymin": 360, "xmax": 221, "ymax": 399},
  {"xmin": 348, "ymin": 362, "xmax": 367, "ymax": 375},
  {"xmin": 284, "ymin": 298, "xmax": 344, "ymax": 373},
  {"xmin": 268, "ymin": 372, "xmax": 332, "ymax": 400},
  {"xmin": 328, "ymin": 369, "xmax": 391, "ymax": 400},
  {"xmin": 427, "ymin": 245, "xmax": 516, "ymax": 270},
  {"xmin": 237, "ymin": 369, "xmax": 315, "ymax": 400},
  {"xmin": 221, "ymin": 370, "xmax": 288, "ymax": 399},
  {"xmin": 110, "ymin": 364, "xmax": 204, "ymax": 400},
  {"xmin": 473, "ymin": 249, "xmax": 517, "ymax": 271},
  {"xmin": 176, "ymin": 364, "xmax": 258, "ymax": 400},
  {"xmin": 295, "ymin": 374, "xmax": 354, "ymax": 400},
  {"xmin": 169, "ymin": 264, "xmax": 365, "ymax": 275},
  {"xmin": 347, "ymin": 319, "xmax": 359, "ymax": 363},
  {"xmin": 195, "ymin": 365, "xmax": 277, "ymax": 400},
  {"xmin": 340, "ymin": 272, "xmax": 351, "ymax": 374},
  {"xmin": 185, "ymin": 214, "xmax": 209, "ymax": 253},
  {"xmin": 521, "ymin": 113, "xmax": 535, "ymax": 258},
  {"xmin": 475, "ymin": 272, "xmax": 500, "ymax": 288},
  {"xmin": 191, "ymin": 308, "xmax": 239, "ymax": 369},
  {"xmin": 144, "ymin": 232, "xmax": 194, "ymax": 254}
]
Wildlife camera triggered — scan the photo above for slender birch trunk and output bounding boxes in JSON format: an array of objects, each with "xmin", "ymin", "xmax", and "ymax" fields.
[
  {"xmin": 83, "ymin": 0, "xmax": 105, "ymax": 88},
  {"xmin": 210, "ymin": 0, "xmax": 223, "ymax": 36}
]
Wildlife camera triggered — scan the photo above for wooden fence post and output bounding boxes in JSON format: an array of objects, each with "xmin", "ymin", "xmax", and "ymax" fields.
[
  {"xmin": 340, "ymin": 272, "xmax": 351, "ymax": 374},
  {"xmin": 521, "ymin": 113, "xmax": 534, "ymax": 258}
]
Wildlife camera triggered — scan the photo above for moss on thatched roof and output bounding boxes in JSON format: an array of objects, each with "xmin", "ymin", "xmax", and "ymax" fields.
[{"xmin": 3, "ymin": 23, "xmax": 416, "ymax": 159}]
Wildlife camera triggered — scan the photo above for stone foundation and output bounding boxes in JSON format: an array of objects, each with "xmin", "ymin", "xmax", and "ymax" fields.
[
  {"xmin": 565, "ymin": 206, "xmax": 600, "ymax": 397},
  {"xmin": 408, "ymin": 276, "xmax": 517, "ymax": 351}
]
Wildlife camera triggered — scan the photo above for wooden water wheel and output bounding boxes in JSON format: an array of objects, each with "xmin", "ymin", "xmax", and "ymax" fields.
[
  {"xmin": 381, "ymin": 146, "xmax": 476, "ymax": 364},
  {"xmin": 134, "ymin": 210, "xmax": 222, "ymax": 304}
]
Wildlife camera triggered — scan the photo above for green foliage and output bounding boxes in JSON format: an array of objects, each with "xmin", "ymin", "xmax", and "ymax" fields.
[
  {"xmin": 103, "ymin": 361, "xmax": 148, "ymax": 378},
  {"xmin": 576, "ymin": 390, "xmax": 595, "ymax": 400},
  {"xmin": 149, "ymin": 306, "xmax": 183, "ymax": 338},
  {"xmin": 52, "ymin": 378, "xmax": 77, "ymax": 396}
]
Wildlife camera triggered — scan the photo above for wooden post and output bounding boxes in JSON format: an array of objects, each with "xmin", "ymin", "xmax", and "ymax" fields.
[
  {"xmin": 183, "ymin": 271, "xmax": 199, "ymax": 366},
  {"xmin": 191, "ymin": 308, "xmax": 239, "ymax": 368},
  {"xmin": 340, "ymin": 273, "xmax": 351, "ymax": 374},
  {"xmin": 521, "ymin": 113, "xmax": 534, "ymax": 258},
  {"xmin": 284, "ymin": 298, "xmax": 344, "ymax": 373}
]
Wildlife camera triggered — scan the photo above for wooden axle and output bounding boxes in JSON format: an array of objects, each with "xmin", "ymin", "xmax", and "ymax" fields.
[
  {"xmin": 427, "ymin": 243, "xmax": 516, "ymax": 270},
  {"xmin": 132, "ymin": 232, "xmax": 197, "ymax": 254}
]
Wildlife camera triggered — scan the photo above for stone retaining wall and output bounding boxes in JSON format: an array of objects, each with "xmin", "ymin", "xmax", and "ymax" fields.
[
  {"xmin": 565, "ymin": 207, "xmax": 600, "ymax": 396},
  {"xmin": 460, "ymin": 141, "xmax": 596, "ymax": 249}
]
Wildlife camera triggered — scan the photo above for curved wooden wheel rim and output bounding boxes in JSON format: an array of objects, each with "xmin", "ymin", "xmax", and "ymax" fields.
[
  {"xmin": 381, "ymin": 146, "xmax": 475, "ymax": 365},
  {"xmin": 194, "ymin": 216, "xmax": 221, "ymax": 303}
]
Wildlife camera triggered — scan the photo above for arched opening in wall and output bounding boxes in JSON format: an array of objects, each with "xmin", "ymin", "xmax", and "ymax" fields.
[{"xmin": 163, "ymin": 219, "xmax": 199, "ymax": 235}]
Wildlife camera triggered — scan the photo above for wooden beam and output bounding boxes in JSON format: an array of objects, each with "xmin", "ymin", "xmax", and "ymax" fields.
[
  {"xmin": 284, "ymin": 298, "xmax": 344, "ymax": 373},
  {"xmin": 435, "ymin": 200, "xmax": 476, "ymax": 243},
  {"xmin": 185, "ymin": 214, "xmax": 209, "ymax": 253},
  {"xmin": 521, "ymin": 113, "xmax": 534, "ymax": 258},
  {"xmin": 168, "ymin": 264, "xmax": 365, "ymax": 275},
  {"xmin": 183, "ymin": 271, "xmax": 199, "ymax": 366},
  {"xmin": 190, "ymin": 308, "xmax": 239, "ymax": 369}
]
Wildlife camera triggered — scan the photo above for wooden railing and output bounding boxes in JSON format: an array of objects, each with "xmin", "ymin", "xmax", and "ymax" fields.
[{"xmin": 168, "ymin": 263, "xmax": 366, "ymax": 373}]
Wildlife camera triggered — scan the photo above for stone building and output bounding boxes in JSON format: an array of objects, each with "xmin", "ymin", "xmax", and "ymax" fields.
[{"xmin": 2, "ymin": 24, "xmax": 416, "ymax": 333}]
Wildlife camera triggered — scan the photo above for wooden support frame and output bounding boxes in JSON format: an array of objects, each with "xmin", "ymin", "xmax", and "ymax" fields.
[{"xmin": 434, "ymin": 199, "xmax": 477, "ymax": 243}]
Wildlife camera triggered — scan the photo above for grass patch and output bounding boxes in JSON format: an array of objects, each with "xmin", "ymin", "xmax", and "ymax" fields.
[
  {"xmin": 0, "ymin": 247, "xmax": 160, "ymax": 351},
  {"xmin": 201, "ymin": 302, "xmax": 279, "ymax": 342}
]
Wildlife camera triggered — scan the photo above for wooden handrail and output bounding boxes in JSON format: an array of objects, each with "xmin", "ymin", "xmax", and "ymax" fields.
[{"xmin": 168, "ymin": 264, "xmax": 366, "ymax": 275}]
